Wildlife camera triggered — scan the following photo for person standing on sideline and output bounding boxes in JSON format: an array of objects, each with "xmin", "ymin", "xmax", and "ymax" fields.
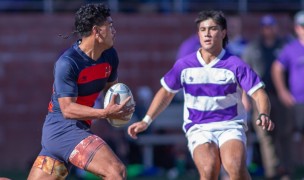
[
  {"xmin": 226, "ymin": 15, "xmax": 248, "ymax": 57},
  {"xmin": 27, "ymin": 3, "xmax": 134, "ymax": 180},
  {"xmin": 176, "ymin": 34, "xmax": 201, "ymax": 60},
  {"xmin": 128, "ymin": 10, "xmax": 275, "ymax": 179},
  {"xmin": 272, "ymin": 10, "xmax": 304, "ymax": 170},
  {"xmin": 242, "ymin": 15, "xmax": 291, "ymax": 178}
]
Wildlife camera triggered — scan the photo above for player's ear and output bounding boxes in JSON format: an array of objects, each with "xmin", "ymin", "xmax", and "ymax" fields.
[
  {"xmin": 222, "ymin": 29, "xmax": 227, "ymax": 39},
  {"xmin": 92, "ymin": 25, "xmax": 100, "ymax": 36}
]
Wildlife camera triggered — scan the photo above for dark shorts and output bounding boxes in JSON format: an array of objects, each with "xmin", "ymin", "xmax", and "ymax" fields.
[
  {"xmin": 293, "ymin": 104, "xmax": 304, "ymax": 133},
  {"xmin": 39, "ymin": 114, "xmax": 93, "ymax": 166}
]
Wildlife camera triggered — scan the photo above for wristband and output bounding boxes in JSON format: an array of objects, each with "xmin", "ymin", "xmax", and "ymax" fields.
[
  {"xmin": 142, "ymin": 115, "xmax": 153, "ymax": 126},
  {"xmin": 258, "ymin": 113, "xmax": 270, "ymax": 120}
]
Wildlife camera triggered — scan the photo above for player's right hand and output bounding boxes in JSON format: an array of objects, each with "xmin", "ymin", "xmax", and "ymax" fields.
[
  {"xmin": 128, "ymin": 121, "xmax": 148, "ymax": 139},
  {"xmin": 106, "ymin": 94, "xmax": 135, "ymax": 120}
]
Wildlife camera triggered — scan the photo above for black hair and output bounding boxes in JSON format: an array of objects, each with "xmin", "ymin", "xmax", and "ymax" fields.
[
  {"xmin": 74, "ymin": 3, "xmax": 111, "ymax": 37},
  {"xmin": 195, "ymin": 10, "xmax": 229, "ymax": 48}
]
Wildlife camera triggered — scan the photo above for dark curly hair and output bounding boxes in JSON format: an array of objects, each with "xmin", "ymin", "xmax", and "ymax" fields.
[
  {"xmin": 74, "ymin": 3, "xmax": 111, "ymax": 37},
  {"xmin": 195, "ymin": 10, "xmax": 229, "ymax": 48}
]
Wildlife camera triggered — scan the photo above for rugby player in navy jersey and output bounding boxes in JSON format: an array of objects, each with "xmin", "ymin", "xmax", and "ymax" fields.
[
  {"xmin": 27, "ymin": 3, "xmax": 134, "ymax": 180},
  {"xmin": 128, "ymin": 11, "xmax": 275, "ymax": 179}
]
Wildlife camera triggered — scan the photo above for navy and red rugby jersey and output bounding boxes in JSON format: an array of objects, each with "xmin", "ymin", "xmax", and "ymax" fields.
[{"xmin": 48, "ymin": 41, "xmax": 119, "ymax": 125}]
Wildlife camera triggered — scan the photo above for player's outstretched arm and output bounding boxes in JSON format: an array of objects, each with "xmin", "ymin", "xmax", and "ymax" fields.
[
  {"xmin": 58, "ymin": 95, "xmax": 134, "ymax": 121},
  {"xmin": 128, "ymin": 87, "xmax": 175, "ymax": 139},
  {"xmin": 251, "ymin": 88, "xmax": 275, "ymax": 131}
]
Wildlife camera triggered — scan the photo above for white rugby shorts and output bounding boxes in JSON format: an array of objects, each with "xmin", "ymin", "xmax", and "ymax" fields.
[{"xmin": 186, "ymin": 124, "xmax": 247, "ymax": 157}]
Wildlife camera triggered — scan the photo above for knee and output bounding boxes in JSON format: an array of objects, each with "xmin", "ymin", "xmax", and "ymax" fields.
[
  {"xmin": 198, "ymin": 162, "xmax": 221, "ymax": 179},
  {"xmin": 102, "ymin": 162, "xmax": 126, "ymax": 179},
  {"xmin": 114, "ymin": 162, "xmax": 126, "ymax": 177},
  {"xmin": 224, "ymin": 159, "xmax": 248, "ymax": 179}
]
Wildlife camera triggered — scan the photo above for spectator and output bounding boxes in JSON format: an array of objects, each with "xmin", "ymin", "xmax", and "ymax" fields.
[
  {"xmin": 272, "ymin": 10, "xmax": 304, "ymax": 171},
  {"xmin": 176, "ymin": 34, "xmax": 201, "ymax": 60},
  {"xmin": 242, "ymin": 14, "xmax": 291, "ymax": 179},
  {"xmin": 226, "ymin": 15, "xmax": 247, "ymax": 57}
]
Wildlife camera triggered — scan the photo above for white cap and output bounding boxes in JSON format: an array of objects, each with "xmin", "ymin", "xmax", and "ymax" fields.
[{"xmin": 295, "ymin": 10, "xmax": 304, "ymax": 25}]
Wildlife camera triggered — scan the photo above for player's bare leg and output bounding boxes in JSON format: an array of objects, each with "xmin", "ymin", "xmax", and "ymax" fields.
[
  {"xmin": 69, "ymin": 135, "xmax": 126, "ymax": 180},
  {"xmin": 27, "ymin": 156, "xmax": 68, "ymax": 180},
  {"xmin": 220, "ymin": 139, "xmax": 251, "ymax": 180},
  {"xmin": 192, "ymin": 142, "xmax": 221, "ymax": 180},
  {"xmin": 28, "ymin": 135, "xmax": 126, "ymax": 180}
]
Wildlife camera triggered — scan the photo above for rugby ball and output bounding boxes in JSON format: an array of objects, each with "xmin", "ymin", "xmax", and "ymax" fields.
[{"xmin": 104, "ymin": 83, "xmax": 135, "ymax": 127}]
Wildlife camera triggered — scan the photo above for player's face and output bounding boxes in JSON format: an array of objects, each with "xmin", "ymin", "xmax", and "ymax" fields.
[
  {"xmin": 96, "ymin": 17, "xmax": 116, "ymax": 48},
  {"xmin": 197, "ymin": 18, "xmax": 226, "ymax": 52},
  {"xmin": 261, "ymin": 25, "xmax": 277, "ymax": 39}
]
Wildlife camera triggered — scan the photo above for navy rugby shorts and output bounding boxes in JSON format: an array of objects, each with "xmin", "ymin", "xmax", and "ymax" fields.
[{"xmin": 39, "ymin": 114, "xmax": 93, "ymax": 166}]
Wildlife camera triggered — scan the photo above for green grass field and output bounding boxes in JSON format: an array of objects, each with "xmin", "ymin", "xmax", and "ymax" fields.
[{"xmin": 1, "ymin": 165, "xmax": 304, "ymax": 180}]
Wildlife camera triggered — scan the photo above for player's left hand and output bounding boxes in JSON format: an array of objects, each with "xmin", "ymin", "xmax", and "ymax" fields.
[
  {"xmin": 256, "ymin": 113, "xmax": 275, "ymax": 131},
  {"xmin": 128, "ymin": 121, "xmax": 148, "ymax": 139}
]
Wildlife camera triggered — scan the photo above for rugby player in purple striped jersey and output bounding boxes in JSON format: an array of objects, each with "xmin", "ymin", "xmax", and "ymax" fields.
[{"xmin": 128, "ymin": 10, "xmax": 274, "ymax": 180}]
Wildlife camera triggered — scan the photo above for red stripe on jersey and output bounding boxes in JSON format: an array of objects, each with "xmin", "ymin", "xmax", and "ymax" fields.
[
  {"xmin": 86, "ymin": 120, "xmax": 92, "ymax": 126},
  {"xmin": 48, "ymin": 87, "xmax": 55, "ymax": 112},
  {"xmin": 78, "ymin": 63, "xmax": 112, "ymax": 84},
  {"xmin": 76, "ymin": 93, "xmax": 100, "ymax": 107},
  {"xmin": 48, "ymin": 101, "xmax": 53, "ymax": 112},
  {"xmin": 76, "ymin": 92, "xmax": 100, "ymax": 126}
]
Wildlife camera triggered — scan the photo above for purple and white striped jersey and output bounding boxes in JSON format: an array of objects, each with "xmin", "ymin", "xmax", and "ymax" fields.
[{"xmin": 161, "ymin": 49, "xmax": 264, "ymax": 132}]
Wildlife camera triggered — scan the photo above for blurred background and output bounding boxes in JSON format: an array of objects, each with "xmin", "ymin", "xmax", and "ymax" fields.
[{"xmin": 0, "ymin": 0, "xmax": 303, "ymax": 179}]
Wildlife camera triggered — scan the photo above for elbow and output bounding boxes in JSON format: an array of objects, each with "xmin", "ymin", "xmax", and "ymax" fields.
[
  {"xmin": 61, "ymin": 111, "xmax": 72, "ymax": 119},
  {"xmin": 58, "ymin": 100, "xmax": 75, "ymax": 119},
  {"xmin": 271, "ymin": 61, "xmax": 283, "ymax": 79},
  {"xmin": 61, "ymin": 108, "xmax": 73, "ymax": 119}
]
